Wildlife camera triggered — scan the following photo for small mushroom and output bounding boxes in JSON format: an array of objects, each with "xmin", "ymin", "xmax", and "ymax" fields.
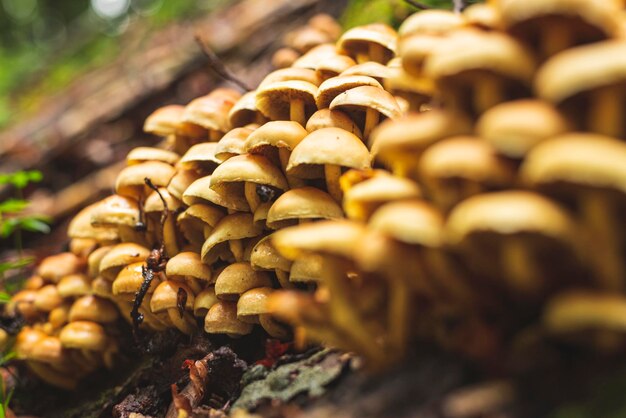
[
  {"xmin": 316, "ymin": 75, "xmax": 383, "ymax": 109},
  {"xmin": 34, "ymin": 285, "xmax": 63, "ymax": 313},
  {"xmin": 177, "ymin": 204, "xmax": 225, "ymax": 253},
  {"xmin": 337, "ymin": 23, "xmax": 397, "ymax": 64},
  {"xmin": 90, "ymin": 194, "xmax": 146, "ymax": 247},
  {"xmin": 57, "ymin": 274, "xmax": 91, "ymax": 298},
  {"xmin": 37, "ymin": 253, "xmax": 84, "ymax": 284},
  {"xmin": 68, "ymin": 295, "xmax": 119, "ymax": 324},
  {"xmin": 88, "ymin": 245, "xmax": 114, "ymax": 280},
  {"xmin": 193, "ymin": 287, "xmax": 219, "ymax": 318},
  {"xmin": 183, "ymin": 175, "xmax": 250, "ymax": 212},
  {"xmin": 115, "ymin": 161, "xmax": 176, "ymax": 201},
  {"xmin": 126, "ymin": 147, "xmax": 180, "ymax": 166},
  {"xmin": 99, "ymin": 243, "xmax": 150, "ymax": 281},
  {"xmin": 178, "ymin": 142, "xmax": 222, "ymax": 175},
  {"xmin": 250, "ymin": 235, "xmax": 293, "ymax": 289},
  {"xmin": 167, "ymin": 169, "xmax": 202, "ymax": 202},
  {"xmin": 144, "ymin": 187, "xmax": 183, "ymax": 256},
  {"xmin": 150, "ymin": 281, "xmax": 197, "ymax": 335},
  {"xmin": 228, "ymin": 91, "xmax": 267, "ymax": 128},
  {"xmin": 144, "ymin": 105, "xmax": 205, "ymax": 139},
  {"xmin": 305, "ymin": 109, "xmax": 363, "ymax": 140},
  {"xmin": 201, "ymin": 213, "xmax": 263, "ymax": 264},
  {"xmin": 256, "ymin": 80, "xmax": 317, "ymax": 126},
  {"xmin": 340, "ymin": 62, "xmax": 394, "ymax": 84},
  {"xmin": 237, "ymin": 287, "xmax": 289, "ymax": 339},
  {"xmin": 204, "ymin": 301, "xmax": 253, "ymax": 337},
  {"xmin": 215, "ymin": 126, "xmax": 255, "ymax": 162},
  {"xmin": 267, "ymin": 187, "xmax": 343, "ymax": 229},
  {"xmin": 166, "ymin": 252, "xmax": 212, "ymax": 294},
  {"xmin": 272, "ymin": 47, "xmax": 300, "ymax": 69},
  {"xmin": 182, "ymin": 88, "xmax": 241, "ymax": 141},
  {"xmin": 214, "ymin": 262, "xmax": 272, "ymax": 301}
]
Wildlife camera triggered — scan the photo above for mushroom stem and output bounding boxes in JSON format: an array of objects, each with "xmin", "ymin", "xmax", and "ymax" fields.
[
  {"xmin": 184, "ymin": 277, "xmax": 203, "ymax": 294},
  {"xmin": 163, "ymin": 216, "xmax": 180, "ymax": 258},
  {"xmin": 363, "ymin": 108, "xmax": 380, "ymax": 140},
  {"xmin": 387, "ymin": 277, "xmax": 410, "ymax": 357},
  {"xmin": 356, "ymin": 52, "xmax": 369, "ymax": 64},
  {"xmin": 589, "ymin": 88, "xmax": 622, "ymax": 138},
  {"xmin": 473, "ymin": 77, "xmax": 504, "ymax": 115},
  {"xmin": 543, "ymin": 24, "xmax": 571, "ymax": 59},
  {"xmin": 209, "ymin": 130, "xmax": 222, "ymax": 142},
  {"xmin": 290, "ymin": 98, "xmax": 306, "ymax": 126},
  {"xmin": 501, "ymin": 238, "xmax": 543, "ymax": 297},
  {"xmin": 581, "ymin": 193, "xmax": 623, "ymax": 291},
  {"xmin": 279, "ymin": 148, "xmax": 305, "ymax": 188},
  {"xmin": 369, "ymin": 43, "xmax": 386, "ymax": 64},
  {"xmin": 322, "ymin": 256, "xmax": 385, "ymax": 365},
  {"xmin": 324, "ymin": 164, "xmax": 343, "ymax": 202},
  {"xmin": 244, "ymin": 182, "xmax": 262, "ymax": 213},
  {"xmin": 275, "ymin": 269, "xmax": 295, "ymax": 289},
  {"xmin": 167, "ymin": 309, "xmax": 197, "ymax": 335},
  {"xmin": 229, "ymin": 239, "xmax": 244, "ymax": 261}
]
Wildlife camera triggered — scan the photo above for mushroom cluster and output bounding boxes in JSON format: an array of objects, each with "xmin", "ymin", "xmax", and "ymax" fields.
[{"xmin": 8, "ymin": 2, "xmax": 626, "ymax": 387}]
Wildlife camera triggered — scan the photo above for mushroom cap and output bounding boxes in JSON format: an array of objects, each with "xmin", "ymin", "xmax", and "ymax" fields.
[
  {"xmin": 228, "ymin": 91, "xmax": 263, "ymax": 129},
  {"xmin": 210, "ymin": 154, "xmax": 289, "ymax": 191},
  {"xmin": 446, "ymin": 191, "xmax": 574, "ymax": 245},
  {"xmin": 521, "ymin": 134, "xmax": 626, "ymax": 194},
  {"xmin": 340, "ymin": 62, "xmax": 394, "ymax": 81},
  {"xmin": 7, "ymin": 290, "xmax": 38, "ymax": 321},
  {"xmin": 369, "ymin": 200, "xmax": 445, "ymax": 247},
  {"xmin": 59, "ymin": 321, "xmax": 108, "ymax": 351},
  {"xmin": 258, "ymin": 68, "xmax": 321, "ymax": 89},
  {"xmin": 144, "ymin": 105, "xmax": 187, "ymax": 137},
  {"xmin": 424, "ymin": 29, "xmax": 536, "ymax": 84},
  {"xmin": 215, "ymin": 127, "xmax": 254, "ymax": 161},
  {"xmin": 15, "ymin": 327, "xmax": 47, "ymax": 358},
  {"xmin": 316, "ymin": 75, "xmax": 383, "ymax": 109},
  {"xmin": 237, "ymin": 287, "xmax": 273, "ymax": 322},
  {"xmin": 399, "ymin": 34, "xmax": 451, "ymax": 77},
  {"xmin": 316, "ymin": 54, "xmax": 357, "ymax": 80},
  {"xmin": 166, "ymin": 252, "xmax": 212, "ymax": 282},
  {"xmin": 68, "ymin": 295, "xmax": 119, "ymax": 323},
  {"xmin": 91, "ymin": 277, "xmax": 114, "ymax": 299},
  {"xmin": 287, "ymin": 128, "xmax": 371, "ymax": 179},
  {"xmin": 370, "ymin": 110, "xmax": 473, "ymax": 163},
  {"xmin": 126, "ymin": 147, "xmax": 180, "ymax": 166},
  {"xmin": 287, "ymin": 26, "xmax": 334, "ymax": 53},
  {"xmin": 150, "ymin": 280, "xmax": 195, "ymax": 313},
  {"xmin": 463, "ymin": 3, "xmax": 502, "ymax": 31},
  {"xmin": 37, "ymin": 252, "xmax": 84, "ymax": 283},
  {"xmin": 34, "ymin": 285, "xmax": 63, "ymax": 312},
  {"xmin": 290, "ymin": 254, "xmax": 323, "ymax": 283},
  {"xmin": 194, "ymin": 287, "xmax": 219, "ymax": 317},
  {"xmin": 292, "ymin": 44, "xmax": 338, "ymax": 69},
  {"xmin": 329, "ymin": 85, "xmax": 402, "ymax": 121},
  {"xmin": 476, "ymin": 99, "xmax": 571, "ymax": 158},
  {"xmin": 337, "ymin": 23, "xmax": 398, "ymax": 63},
  {"xmin": 267, "ymin": 290, "xmax": 327, "ymax": 325},
  {"xmin": 182, "ymin": 88, "xmax": 241, "ymax": 132},
  {"xmin": 214, "ymin": 262, "xmax": 272, "ymax": 301},
  {"xmin": 245, "ymin": 121, "xmax": 309, "ymax": 154},
  {"xmin": 305, "ymin": 109, "xmax": 363, "ymax": 139},
  {"xmin": 48, "ymin": 303, "xmax": 70, "ymax": 329},
  {"xmin": 23, "ymin": 275, "xmax": 45, "ymax": 290},
  {"xmin": 29, "ymin": 336, "xmax": 65, "ymax": 364},
  {"xmin": 143, "ymin": 187, "xmax": 183, "ymax": 214},
  {"xmin": 179, "ymin": 142, "xmax": 222, "ymax": 173},
  {"xmin": 68, "ymin": 202, "xmax": 120, "ymax": 242},
  {"xmin": 99, "ymin": 243, "xmax": 150, "ymax": 281},
  {"xmin": 544, "ymin": 289, "xmax": 626, "ymax": 334},
  {"xmin": 418, "ymin": 136, "xmax": 515, "ymax": 186},
  {"xmin": 250, "ymin": 234, "xmax": 293, "ymax": 272},
  {"xmin": 115, "ymin": 161, "xmax": 176, "ymax": 199},
  {"xmin": 535, "ymin": 40, "xmax": 626, "ymax": 104},
  {"xmin": 167, "ymin": 169, "xmax": 202, "ymax": 201},
  {"xmin": 272, "ymin": 47, "xmax": 300, "ymax": 69},
  {"xmin": 112, "ymin": 261, "xmax": 158, "ymax": 295},
  {"xmin": 498, "ymin": 0, "xmax": 620, "ymax": 40},
  {"xmin": 57, "ymin": 274, "xmax": 91, "ymax": 298},
  {"xmin": 309, "ymin": 13, "xmax": 342, "ymax": 39},
  {"xmin": 343, "ymin": 173, "xmax": 421, "ymax": 221},
  {"xmin": 256, "ymin": 80, "xmax": 318, "ymax": 121},
  {"xmin": 87, "ymin": 246, "xmax": 113, "ymax": 278},
  {"xmin": 69, "ymin": 238, "xmax": 98, "ymax": 258},
  {"xmin": 204, "ymin": 301, "xmax": 253, "ymax": 336},
  {"xmin": 201, "ymin": 213, "xmax": 263, "ymax": 264},
  {"xmin": 267, "ymin": 187, "xmax": 344, "ymax": 229},
  {"xmin": 90, "ymin": 194, "xmax": 139, "ymax": 228},
  {"xmin": 398, "ymin": 9, "xmax": 465, "ymax": 37},
  {"xmin": 183, "ymin": 176, "xmax": 250, "ymax": 212},
  {"xmin": 177, "ymin": 204, "xmax": 225, "ymax": 244},
  {"xmin": 272, "ymin": 219, "xmax": 366, "ymax": 260}
]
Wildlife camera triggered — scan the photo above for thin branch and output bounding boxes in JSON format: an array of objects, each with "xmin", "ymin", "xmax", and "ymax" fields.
[
  {"xmin": 194, "ymin": 33, "xmax": 252, "ymax": 91},
  {"xmin": 453, "ymin": 0, "xmax": 466, "ymax": 13},
  {"xmin": 144, "ymin": 177, "xmax": 168, "ymax": 231},
  {"xmin": 404, "ymin": 0, "xmax": 432, "ymax": 9}
]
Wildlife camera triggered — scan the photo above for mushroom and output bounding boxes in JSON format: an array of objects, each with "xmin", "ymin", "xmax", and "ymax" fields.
[
  {"xmin": 383, "ymin": 58, "xmax": 435, "ymax": 113},
  {"xmin": 535, "ymin": 41, "xmax": 626, "ymax": 138},
  {"xmin": 266, "ymin": 187, "xmax": 343, "ymax": 229},
  {"xmin": 256, "ymin": 80, "xmax": 317, "ymax": 126},
  {"xmin": 7, "ymin": 290, "xmax": 39, "ymax": 322},
  {"xmin": 166, "ymin": 252, "xmax": 212, "ymax": 294},
  {"xmin": 194, "ymin": 287, "xmax": 219, "ymax": 318},
  {"xmin": 292, "ymin": 44, "xmax": 339, "ymax": 70},
  {"xmin": 305, "ymin": 109, "xmax": 363, "ymax": 140},
  {"xmin": 418, "ymin": 136, "xmax": 516, "ymax": 213},
  {"xmin": 167, "ymin": 169, "xmax": 202, "ymax": 202},
  {"xmin": 521, "ymin": 134, "xmax": 626, "ymax": 291},
  {"xmin": 315, "ymin": 75, "xmax": 383, "ymax": 109},
  {"xmin": 87, "ymin": 245, "xmax": 113, "ymax": 278},
  {"xmin": 183, "ymin": 175, "xmax": 250, "ymax": 213},
  {"xmin": 182, "ymin": 88, "xmax": 241, "ymax": 141},
  {"xmin": 68, "ymin": 201, "xmax": 119, "ymax": 244},
  {"xmin": 57, "ymin": 274, "xmax": 91, "ymax": 298},
  {"xmin": 272, "ymin": 47, "xmax": 300, "ymax": 69},
  {"xmin": 115, "ymin": 161, "xmax": 176, "ymax": 201},
  {"xmin": 210, "ymin": 154, "xmax": 289, "ymax": 213},
  {"xmin": 150, "ymin": 281, "xmax": 197, "ymax": 335},
  {"xmin": 498, "ymin": 0, "xmax": 620, "ymax": 60},
  {"xmin": 398, "ymin": 9, "xmax": 465, "ymax": 38},
  {"xmin": 285, "ymin": 26, "xmax": 334, "ymax": 54},
  {"xmin": 143, "ymin": 187, "xmax": 183, "ymax": 256},
  {"xmin": 201, "ymin": 213, "xmax": 263, "ymax": 264},
  {"xmin": 90, "ymin": 194, "xmax": 146, "ymax": 247},
  {"xmin": 258, "ymin": 67, "xmax": 321, "ymax": 89},
  {"xmin": 340, "ymin": 62, "xmax": 394, "ymax": 84},
  {"xmin": 287, "ymin": 128, "xmax": 371, "ymax": 201},
  {"xmin": 329, "ymin": 85, "xmax": 401, "ymax": 140},
  {"xmin": 289, "ymin": 254, "xmax": 323, "ymax": 284},
  {"xmin": 215, "ymin": 126, "xmax": 255, "ymax": 162},
  {"xmin": 250, "ymin": 235, "xmax": 293, "ymax": 289},
  {"xmin": 228, "ymin": 91, "xmax": 267, "ymax": 128},
  {"xmin": 59, "ymin": 321, "xmax": 109, "ymax": 369},
  {"xmin": 98, "ymin": 243, "xmax": 150, "ymax": 281},
  {"xmin": 68, "ymin": 238, "xmax": 98, "ymax": 259},
  {"xmin": 177, "ymin": 204, "xmax": 225, "ymax": 253},
  {"xmin": 34, "ymin": 285, "xmax": 63, "ymax": 313},
  {"xmin": 48, "ymin": 304, "xmax": 71, "ymax": 329},
  {"xmin": 462, "ymin": 3, "xmax": 502, "ymax": 31},
  {"xmin": 126, "ymin": 147, "xmax": 180, "ymax": 166},
  {"xmin": 144, "ymin": 105, "xmax": 205, "ymax": 139},
  {"xmin": 214, "ymin": 262, "xmax": 272, "ymax": 301},
  {"xmin": 178, "ymin": 142, "xmax": 222, "ymax": 175},
  {"xmin": 68, "ymin": 295, "xmax": 119, "ymax": 324},
  {"xmin": 308, "ymin": 13, "xmax": 342, "ymax": 40},
  {"xmin": 337, "ymin": 23, "xmax": 397, "ymax": 64},
  {"xmin": 237, "ymin": 287, "xmax": 289, "ymax": 339},
  {"xmin": 316, "ymin": 55, "xmax": 357, "ymax": 81},
  {"xmin": 204, "ymin": 301, "xmax": 253, "ymax": 337},
  {"xmin": 476, "ymin": 99, "xmax": 571, "ymax": 159}
]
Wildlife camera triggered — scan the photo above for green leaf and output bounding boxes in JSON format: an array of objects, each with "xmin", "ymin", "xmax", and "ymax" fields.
[
  {"xmin": 0, "ymin": 199, "xmax": 29, "ymax": 214},
  {"xmin": 0, "ymin": 257, "xmax": 34, "ymax": 275},
  {"xmin": 0, "ymin": 219, "xmax": 19, "ymax": 238},
  {"xmin": 0, "ymin": 293, "xmax": 10, "ymax": 304},
  {"xmin": 0, "ymin": 170, "xmax": 43, "ymax": 189},
  {"xmin": 17, "ymin": 217, "xmax": 50, "ymax": 234}
]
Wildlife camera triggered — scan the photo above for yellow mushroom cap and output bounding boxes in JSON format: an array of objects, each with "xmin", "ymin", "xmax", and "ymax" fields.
[
  {"xmin": 112, "ymin": 261, "xmax": 158, "ymax": 295},
  {"xmin": 59, "ymin": 321, "xmax": 108, "ymax": 351},
  {"xmin": 90, "ymin": 194, "xmax": 139, "ymax": 228},
  {"xmin": 67, "ymin": 201, "xmax": 119, "ymax": 242},
  {"xmin": 166, "ymin": 252, "xmax": 212, "ymax": 282},
  {"xmin": 245, "ymin": 121, "xmax": 308, "ymax": 154},
  {"xmin": 182, "ymin": 88, "xmax": 241, "ymax": 132},
  {"xmin": 29, "ymin": 336, "xmax": 65, "ymax": 364},
  {"xmin": 237, "ymin": 287, "xmax": 273, "ymax": 323},
  {"xmin": 272, "ymin": 219, "xmax": 366, "ymax": 260},
  {"xmin": 15, "ymin": 327, "xmax": 47, "ymax": 359},
  {"xmin": 150, "ymin": 280, "xmax": 195, "ymax": 313},
  {"xmin": 214, "ymin": 262, "xmax": 272, "ymax": 301},
  {"xmin": 99, "ymin": 243, "xmax": 150, "ymax": 281},
  {"xmin": 210, "ymin": 154, "xmax": 289, "ymax": 192},
  {"xmin": 256, "ymin": 80, "xmax": 318, "ymax": 121},
  {"xmin": 68, "ymin": 295, "xmax": 119, "ymax": 323},
  {"xmin": 167, "ymin": 169, "xmax": 202, "ymax": 201},
  {"xmin": 57, "ymin": 274, "xmax": 91, "ymax": 298},
  {"xmin": 194, "ymin": 287, "xmax": 219, "ymax": 317},
  {"xmin": 267, "ymin": 187, "xmax": 344, "ymax": 229},
  {"xmin": 305, "ymin": 109, "xmax": 363, "ymax": 139},
  {"xmin": 143, "ymin": 105, "xmax": 185, "ymax": 137},
  {"xmin": 462, "ymin": 3, "xmax": 502, "ymax": 31},
  {"xmin": 7, "ymin": 290, "xmax": 38, "ymax": 321},
  {"xmin": 289, "ymin": 254, "xmax": 323, "ymax": 283},
  {"xmin": 399, "ymin": 9, "xmax": 465, "ymax": 37},
  {"xmin": 292, "ymin": 44, "xmax": 339, "ymax": 70},
  {"xmin": 337, "ymin": 23, "xmax": 398, "ymax": 63},
  {"xmin": 250, "ymin": 234, "xmax": 293, "ymax": 272},
  {"xmin": 37, "ymin": 253, "xmax": 84, "ymax": 283},
  {"xmin": 204, "ymin": 301, "xmax": 253, "ymax": 336},
  {"xmin": 87, "ymin": 246, "xmax": 113, "ymax": 278},
  {"xmin": 369, "ymin": 200, "xmax": 444, "ymax": 247},
  {"xmin": 476, "ymin": 99, "xmax": 571, "ymax": 158},
  {"xmin": 258, "ymin": 68, "xmax": 321, "ymax": 89},
  {"xmin": 144, "ymin": 187, "xmax": 183, "ymax": 214},
  {"xmin": 215, "ymin": 127, "xmax": 255, "ymax": 161},
  {"xmin": 316, "ymin": 54, "xmax": 357, "ymax": 80},
  {"xmin": 316, "ymin": 75, "xmax": 383, "ymax": 109},
  {"xmin": 179, "ymin": 142, "xmax": 222, "ymax": 173},
  {"xmin": 34, "ymin": 285, "xmax": 63, "ymax": 312},
  {"xmin": 115, "ymin": 161, "xmax": 176, "ymax": 199},
  {"xmin": 177, "ymin": 204, "xmax": 225, "ymax": 245},
  {"xmin": 228, "ymin": 91, "xmax": 263, "ymax": 129},
  {"xmin": 340, "ymin": 62, "xmax": 394, "ymax": 81},
  {"xmin": 201, "ymin": 213, "xmax": 263, "ymax": 264},
  {"xmin": 183, "ymin": 175, "xmax": 250, "ymax": 212},
  {"xmin": 287, "ymin": 128, "xmax": 371, "ymax": 179},
  {"xmin": 329, "ymin": 85, "xmax": 402, "ymax": 121},
  {"xmin": 126, "ymin": 147, "xmax": 180, "ymax": 166}
]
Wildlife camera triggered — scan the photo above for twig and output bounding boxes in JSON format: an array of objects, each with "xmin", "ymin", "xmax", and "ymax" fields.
[
  {"xmin": 404, "ymin": 0, "xmax": 432, "ymax": 9},
  {"xmin": 194, "ymin": 33, "xmax": 252, "ymax": 91},
  {"xmin": 453, "ymin": 0, "xmax": 466, "ymax": 13},
  {"xmin": 144, "ymin": 177, "xmax": 168, "ymax": 230}
]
